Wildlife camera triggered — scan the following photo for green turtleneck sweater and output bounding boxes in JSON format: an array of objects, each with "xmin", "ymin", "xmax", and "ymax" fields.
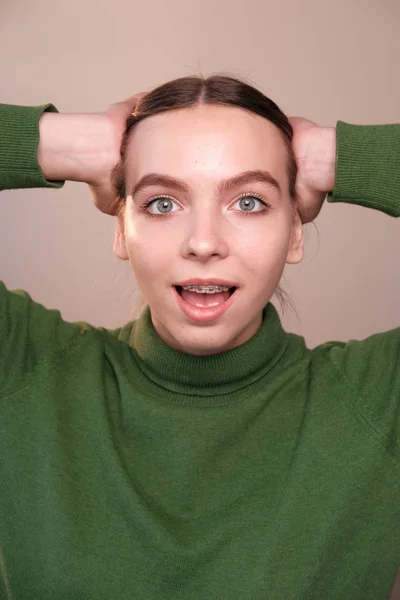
[{"xmin": 0, "ymin": 104, "xmax": 400, "ymax": 600}]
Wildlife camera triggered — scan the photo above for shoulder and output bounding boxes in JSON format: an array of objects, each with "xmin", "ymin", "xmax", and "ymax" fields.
[{"xmin": 309, "ymin": 327, "xmax": 400, "ymax": 459}]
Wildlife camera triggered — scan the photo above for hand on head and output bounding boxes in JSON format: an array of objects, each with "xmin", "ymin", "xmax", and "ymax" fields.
[
  {"xmin": 289, "ymin": 117, "xmax": 336, "ymax": 224},
  {"xmin": 88, "ymin": 93, "xmax": 146, "ymax": 215},
  {"xmin": 89, "ymin": 92, "xmax": 336, "ymax": 224}
]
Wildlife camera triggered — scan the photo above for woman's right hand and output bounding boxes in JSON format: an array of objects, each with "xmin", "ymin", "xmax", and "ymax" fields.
[{"xmin": 38, "ymin": 94, "xmax": 144, "ymax": 215}]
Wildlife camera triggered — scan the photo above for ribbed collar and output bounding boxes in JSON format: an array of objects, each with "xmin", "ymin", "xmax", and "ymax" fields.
[{"xmin": 121, "ymin": 303, "xmax": 291, "ymax": 398}]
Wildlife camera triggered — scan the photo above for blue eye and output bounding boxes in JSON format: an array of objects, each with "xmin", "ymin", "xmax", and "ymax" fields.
[
  {"xmin": 233, "ymin": 195, "xmax": 269, "ymax": 213},
  {"xmin": 146, "ymin": 196, "xmax": 180, "ymax": 215}
]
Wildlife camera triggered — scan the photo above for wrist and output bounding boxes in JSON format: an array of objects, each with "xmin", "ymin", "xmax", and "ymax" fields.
[
  {"xmin": 37, "ymin": 112, "xmax": 114, "ymax": 183},
  {"xmin": 309, "ymin": 126, "xmax": 336, "ymax": 193}
]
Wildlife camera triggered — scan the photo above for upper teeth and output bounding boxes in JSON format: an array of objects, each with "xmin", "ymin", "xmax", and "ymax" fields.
[{"xmin": 182, "ymin": 284, "xmax": 231, "ymax": 294}]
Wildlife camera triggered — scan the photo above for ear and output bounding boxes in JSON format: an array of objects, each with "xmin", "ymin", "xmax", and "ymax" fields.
[
  {"xmin": 286, "ymin": 209, "xmax": 304, "ymax": 265},
  {"xmin": 113, "ymin": 212, "xmax": 129, "ymax": 261}
]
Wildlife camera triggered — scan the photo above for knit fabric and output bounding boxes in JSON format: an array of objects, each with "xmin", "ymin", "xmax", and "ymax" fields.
[
  {"xmin": 0, "ymin": 103, "xmax": 63, "ymax": 190},
  {"xmin": 0, "ymin": 104, "xmax": 399, "ymax": 600}
]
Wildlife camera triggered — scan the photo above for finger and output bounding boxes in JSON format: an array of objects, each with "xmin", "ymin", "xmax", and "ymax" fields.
[{"xmin": 107, "ymin": 93, "xmax": 147, "ymax": 119}]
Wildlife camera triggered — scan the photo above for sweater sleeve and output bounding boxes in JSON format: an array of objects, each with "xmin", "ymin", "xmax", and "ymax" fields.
[
  {"xmin": 0, "ymin": 103, "xmax": 65, "ymax": 190},
  {"xmin": 327, "ymin": 121, "xmax": 400, "ymax": 217},
  {"xmin": 0, "ymin": 281, "xmax": 90, "ymax": 398}
]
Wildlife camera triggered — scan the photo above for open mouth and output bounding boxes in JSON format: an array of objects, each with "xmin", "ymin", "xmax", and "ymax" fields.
[{"xmin": 172, "ymin": 284, "xmax": 239, "ymax": 322}]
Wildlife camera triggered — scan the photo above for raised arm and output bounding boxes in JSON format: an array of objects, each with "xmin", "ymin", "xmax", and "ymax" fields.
[
  {"xmin": 0, "ymin": 96, "xmax": 141, "ymax": 393},
  {"xmin": 0, "ymin": 96, "xmax": 142, "ymax": 214},
  {"xmin": 290, "ymin": 117, "xmax": 400, "ymax": 223},
  {"xmin": 290, "ymin": 116, "xmax": 400, "ymax": 462}
]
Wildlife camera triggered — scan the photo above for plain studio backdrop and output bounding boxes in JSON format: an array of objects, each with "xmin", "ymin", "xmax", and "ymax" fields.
[{"xmin": 0, "ymin": 0, "xmax": 399, "ymax": 347}]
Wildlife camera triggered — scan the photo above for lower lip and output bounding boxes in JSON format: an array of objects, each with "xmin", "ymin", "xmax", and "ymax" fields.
[{"xmin": 172, "ymin": 286, "xmax": 239, "ymax": 323}]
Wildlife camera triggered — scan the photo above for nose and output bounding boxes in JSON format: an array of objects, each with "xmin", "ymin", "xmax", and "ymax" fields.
[{"xmin": 181, "ymin": 211, "xmax": 229, "ymax": 261}]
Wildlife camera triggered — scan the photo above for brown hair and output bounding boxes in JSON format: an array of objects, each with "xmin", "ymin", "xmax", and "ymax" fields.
[
  {"xmin": 113, "ymin": 74, "xmax": 298, "ymax": 314},
  {"xmin": 113, "ymin": 74, "xmax": 297, "ymax": 203}
]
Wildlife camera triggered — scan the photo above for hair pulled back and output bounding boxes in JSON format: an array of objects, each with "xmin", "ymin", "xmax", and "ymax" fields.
[{"xmin": 113, "ymin": 74, "xmax": 297, "ymax": 205}]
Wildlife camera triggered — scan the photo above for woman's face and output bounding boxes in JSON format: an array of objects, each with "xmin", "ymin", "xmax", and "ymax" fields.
[{"xmin": 114, "ymin": 104, "xmax": 303, "ymax": 356}]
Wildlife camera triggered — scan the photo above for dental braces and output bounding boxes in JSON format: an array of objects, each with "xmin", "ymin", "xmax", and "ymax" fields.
[{"xmin": 182, "ymin": 285, "xmax": 231, "ymax": 294}]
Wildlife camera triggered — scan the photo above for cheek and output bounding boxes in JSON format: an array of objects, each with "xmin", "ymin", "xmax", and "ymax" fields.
[
  {"xmin": 124, "ymin": 222, "xmax": 178, "ymax": 283},
  {"xmin": 233, "ymin": 214, "xmax": 293, "ymax": 269}
]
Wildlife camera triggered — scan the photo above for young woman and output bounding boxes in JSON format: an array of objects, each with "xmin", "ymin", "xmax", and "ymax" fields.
[{"xmin": 0, "ymin": 75, "xmax": 399, "ymax": 600}]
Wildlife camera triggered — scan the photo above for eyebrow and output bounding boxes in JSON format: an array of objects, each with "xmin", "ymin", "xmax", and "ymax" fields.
[{"xmin": 130, "ymin": 169, "xmax": 282, "ymax": 198}]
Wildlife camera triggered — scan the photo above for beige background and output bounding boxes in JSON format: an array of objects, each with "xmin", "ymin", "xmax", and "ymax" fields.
[{"xmin": 0, "ymin": 0, "xmax": 399, "ymax": 348}]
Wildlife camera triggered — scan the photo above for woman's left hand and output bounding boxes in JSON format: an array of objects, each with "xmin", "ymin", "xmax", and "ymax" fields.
[{"xmin": 289, "ymin": 117, "xmax": 336, "ymax": 224}]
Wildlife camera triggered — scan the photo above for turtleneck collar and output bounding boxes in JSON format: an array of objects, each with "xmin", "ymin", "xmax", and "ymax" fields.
[{"xmin": 118, "ymin": 303, "xmax": 292, "ymax": 398}]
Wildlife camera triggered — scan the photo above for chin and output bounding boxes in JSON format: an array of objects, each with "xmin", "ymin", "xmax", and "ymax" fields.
[{"xmin": 168, "ymin": 322, "xmax": 248, "ymax": 356}]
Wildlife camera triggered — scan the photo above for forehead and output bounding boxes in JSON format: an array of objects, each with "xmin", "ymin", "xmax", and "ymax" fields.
[{"xmin": 125, "ymin": 105, "xmax": 288, "ymax": 186}]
